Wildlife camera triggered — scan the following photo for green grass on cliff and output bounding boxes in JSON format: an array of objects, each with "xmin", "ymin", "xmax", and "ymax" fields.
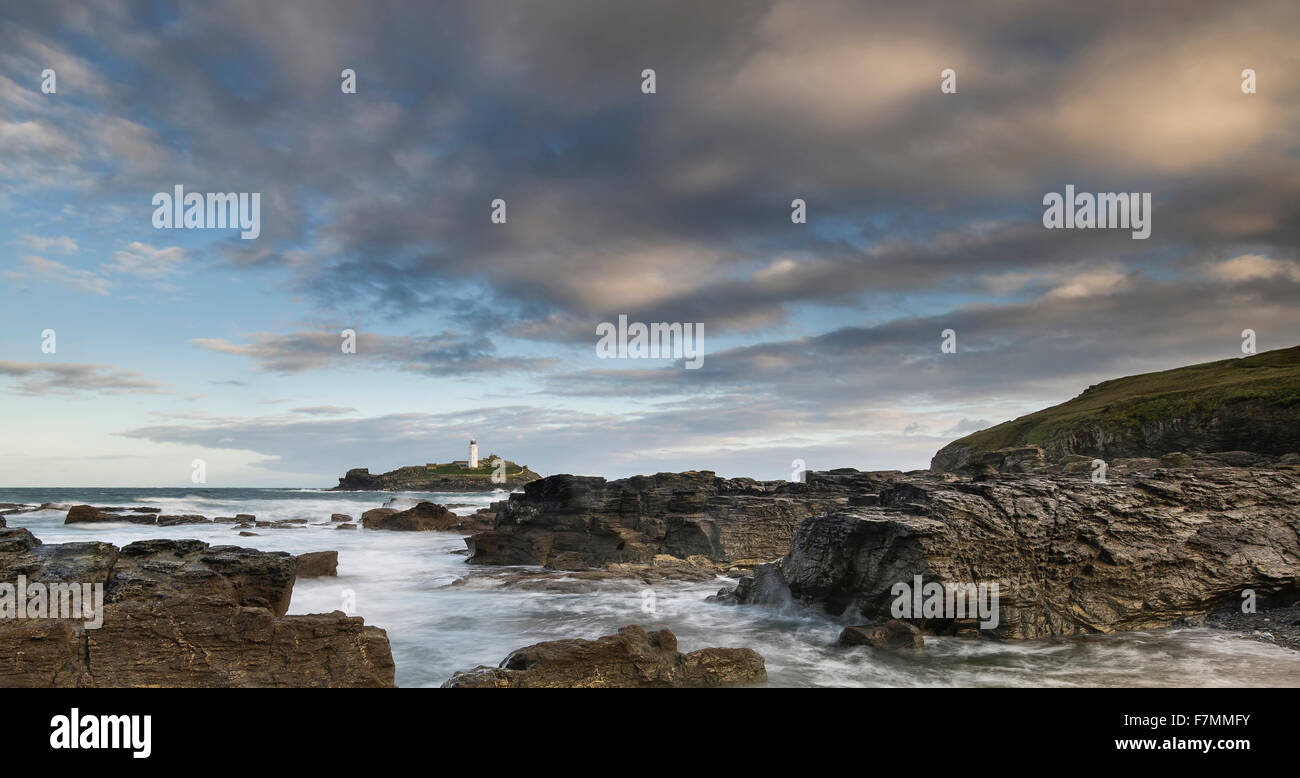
[{"xmin": 935, "ymin": 345, "xmax": 1300, "ymax": 458}]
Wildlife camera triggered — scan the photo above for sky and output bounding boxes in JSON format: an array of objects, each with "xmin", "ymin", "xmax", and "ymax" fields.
[{"xmin": 1, "ymin": 0, "xmax": 1298, "ymax": 487}]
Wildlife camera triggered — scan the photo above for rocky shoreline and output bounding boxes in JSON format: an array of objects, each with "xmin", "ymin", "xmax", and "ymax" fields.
[
  {"xmin": 0, "ymin": 527, "xmax": 394, "ymax": 687},
  {"xmin": 717, "ymin": 458, "xmax": 1300, "ymax": 641},
  {"xmin": 5, "ymin": 441, "xmax": 1297, "ymax": 688}
]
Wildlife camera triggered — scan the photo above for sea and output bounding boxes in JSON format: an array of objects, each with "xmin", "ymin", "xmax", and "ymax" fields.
[{"xmin": 3, "ymin": 486, "xmax": 1299, "ymax": 687}]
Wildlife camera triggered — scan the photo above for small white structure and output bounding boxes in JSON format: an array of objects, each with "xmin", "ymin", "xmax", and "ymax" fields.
[{"xmin": 469, "ymin": 438, "xmax": 479, "ymax": 468}]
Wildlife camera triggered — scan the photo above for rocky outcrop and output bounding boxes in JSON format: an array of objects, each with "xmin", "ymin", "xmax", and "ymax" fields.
[
  {"xmin": 361, "ymin": 501, "xmax": 466, "ymax": 531},
  {"xmin": 931, "ymin": 345, "xmax": 1300, "ymax": 472},
  {"xmin": 331, "ymin": 459, "xmax": 541, "ymax": 491},
  {"xmin": 65, "ymin": 505, "xmax": 162, "ymax": 525},
  {"xmin": 441, "ymin": 625, "xmax": 766, "ymax": 688},
  {"xmin": 464, "ymin": 471, "xmax": 851, "ymax": 571},
  {"xmin": 729, "ymin": 467, "xmax": 1300, "ymax": 639},
  {"xmin": 295, "ymin": 551, "xmax": 339, "ymax": 577},
  {"xmin": 0, "ymin": 529, "xmax": 394, "ymax": 687}
]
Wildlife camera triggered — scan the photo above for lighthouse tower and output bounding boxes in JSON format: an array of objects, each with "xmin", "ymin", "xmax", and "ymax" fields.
[{"xmin": 469, "ymin": 438, "xmax": 479, "ymax": 468}]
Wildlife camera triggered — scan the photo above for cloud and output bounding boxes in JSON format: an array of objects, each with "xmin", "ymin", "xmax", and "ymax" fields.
[
  {"xmin": 190, "ymin": 330, "xmax": 556, "ymax": 375},
  {"xmin": 0, "ymin": 360, "xmax": 167, "ymax": 395},
  {"xmin": 291, "ymin": 405, "xmax": 358, "ymax": 416},
  {"xmin": 15, "ymin": 234, "xmax": 77, "ymax": 254},
  {"xmin": 12, "ymin": 255, "xmax": 111, "ymax": 295},
  {"xmin": 103, "ymin": 242, "xmax": 188, "ymax": 279}
]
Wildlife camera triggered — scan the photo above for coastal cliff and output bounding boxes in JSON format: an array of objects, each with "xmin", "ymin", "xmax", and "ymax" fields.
[{"xmin": 931, "ymin": 345, "xmax": 1300, "ymax": 472}]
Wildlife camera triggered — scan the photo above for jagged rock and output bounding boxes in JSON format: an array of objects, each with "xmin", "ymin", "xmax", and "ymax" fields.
[
  {"xmin": 731, "ymin": 468, "xmax": 1300, "ymax": 639},
  {"xmin": 362, "ymin": 501, "xmax": 462, "ymax": 531},
  {"xmin": 840, "ymin": 620, "xmax": 924, "ymax": 649},
  {"xmin": 296, "ymin": 551, "xmax": 338, "ymax": 578},
  {"xmin": 441, "ymin": 625, "xmax": 766, "ymax": 688},
  {"xmin": 107, "ymin": 539, "xmax": 297, "ymax": 615},
  {"xmin": 465, "ymin": 471, "xmax": 849, "ymax": 570},
  {"xmin": 0, "ymin": 533, "xmax": 394, "ymax": 687}
]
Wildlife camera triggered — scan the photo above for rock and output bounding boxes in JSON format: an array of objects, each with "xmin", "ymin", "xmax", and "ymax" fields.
[
  {"xmin": 330, "ymin": 513, "xmax": 353, "ymax": 523},
  {"xmin": 730, "ymin": 467, "xmax": 1300, "ymax": 639},
  {"xmin": 107, "ymin": 539, "xmax": 298, "ymax": 615},
  {"xmin": 840, "ymin": 621, "xmax": 924, "ymax": 649},
  {"xmin": 157, "ymin": 514, "xmax": 212, "ymax": 526},
  {"xmin": 442, "ymin": 625, "xmax": 766, "ymax": 688},
  {"xmin": 465, "ymin": 471, "xmax": 849, "ymax": 570},
  {"xmin": 295, "ymin": 551, "xmax": 338, "ymax": 578},
  {"xmin": 235, "ymin": 514, "xmax": 256, "ymax": 522},
  {"xmin": 65, "ymin": 505, "xmax": 159, "ymax": 525},
  {"xmin": 0, "ymin": 533, "xmax": 395, "ymax": 688},
  {"xmin": 335, "ymin": 523, "xmax": 357, "ymax": 530},
  {"xmin": 238, "ymin": 532, "xmax": 260, "ymax": 537},
  {"xmin": 362, "ymin": 501, "xmax": 461, "ymax": 531}
]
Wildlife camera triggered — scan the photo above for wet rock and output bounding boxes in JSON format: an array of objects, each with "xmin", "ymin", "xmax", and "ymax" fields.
[
  {"xmin": 157, "ymin": 514, "xmax": 212, "ymax": 526},
  {"xmin": 65, "ymin": 505, "xmax": 159, "ymax": 525},
  {"xmin": 335, "ymin": 523, "xmax": 357, "ymax": 530},
  {"xmin": 296, "ymin": 551, "xmax": 338, "ymax": 578},
  {"xmin": 729, "ymin": 467, "xmax": 1300, "ymax": 639},
  {"xmin": 362, "ymin": 501, "xmax": 461, "ymax": 531},
  {"xmin": 0, "ymin": 533, "xmax": 395, "ymax": 688},
  {"xmin": 840, "ymin": 620, "xmax": 924, "ymax": 649},
  {"xmin": 330, "ymin": 513, "xmax": 353, "ymax": 523},
  {"xmin": 465, "ymin": 471, "xmax": 849, "ymax": 570},
  {"xmin": 442, "ymin": 625, "xmax": 766, "ymax": 688}
]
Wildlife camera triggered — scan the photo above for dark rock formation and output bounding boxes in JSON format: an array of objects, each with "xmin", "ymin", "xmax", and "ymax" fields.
[
  {"xmin": 0, "ymin": 530, "xmax": 394, "ymax": 687},
  {"xmin": 840, "ymin": 620, "xmax": 924, "ymax": 649},
  {"xmin": 730, "ymin": 467, "xmax": 1300, "ymax": 639},
  {"xmin": 465, "ymin": 471, "xmax": 850, "ymax": 570},
  {"xmin": 295, "ymin": 551, "xmax": 338, "ymax": 578},
  {"xmin": 441, "ymin": 625, "xmax": 766, "ymax": 688},
  {"xmin": 330, "ymin": 513, "xmax": 353, "ymax": 523},
  {"xmin": 65, "ymin": 505, "xmax": 161, "ymax": 525},
  {"xmin": 361, "ymin": 501, "xmax": 463, "ymax": 531}
]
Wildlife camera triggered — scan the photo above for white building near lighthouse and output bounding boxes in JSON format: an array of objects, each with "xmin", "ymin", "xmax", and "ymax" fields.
[{"xmin": 469, "ymin": 438, "xmax": 479, "ymax": 468}]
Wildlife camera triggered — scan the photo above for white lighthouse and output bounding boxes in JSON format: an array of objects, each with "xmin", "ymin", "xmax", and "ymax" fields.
[{"xmin": 469, "ymin": 438, "xmax": 479, "ymax": 468}]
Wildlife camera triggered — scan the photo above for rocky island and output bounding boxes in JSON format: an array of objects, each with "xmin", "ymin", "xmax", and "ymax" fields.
[{"xmin": 331, "ymin": 440, "xmax": 542, "ymax": 491}]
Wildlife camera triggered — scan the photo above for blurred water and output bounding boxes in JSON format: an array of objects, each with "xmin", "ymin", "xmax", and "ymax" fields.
[{"xmin": 3, "ymin": 487, "xmax": 1298, "ymax": 688}]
